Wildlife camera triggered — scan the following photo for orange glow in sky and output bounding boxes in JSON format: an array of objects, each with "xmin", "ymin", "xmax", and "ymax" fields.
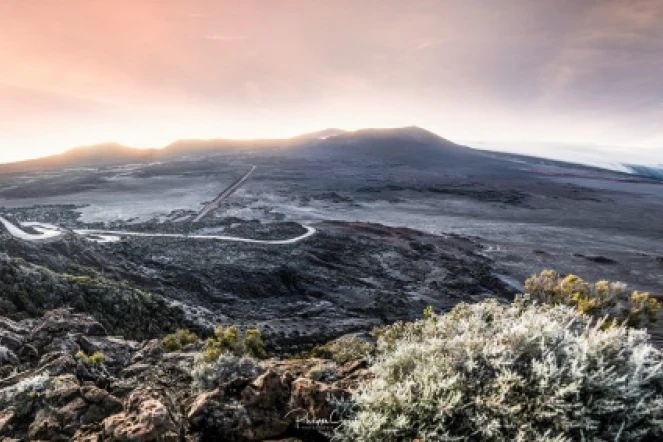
[{"xmin": 1, "ymin": 0, "xmax": 662, "ymax": 163}]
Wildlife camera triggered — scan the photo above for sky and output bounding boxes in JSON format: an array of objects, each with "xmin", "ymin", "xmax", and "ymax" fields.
[{"xmin": 0, "ymin": 0, "xmax": 662, "ymax": 164}]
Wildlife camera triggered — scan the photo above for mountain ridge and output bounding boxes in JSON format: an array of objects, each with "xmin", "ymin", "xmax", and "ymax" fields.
[
  {"xmin": 0, "ymin": 127, "xmax": 659, "ymax": 182},
  {"xmin": 0, "ymin": 126, "xmax": 454, "ymax": 171}
]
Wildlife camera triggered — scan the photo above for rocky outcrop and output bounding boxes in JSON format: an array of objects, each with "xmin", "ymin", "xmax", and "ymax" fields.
[
  {"xmin": 0, "ymin": 309, "xmax": 370, "ymax": 441},
  {"xmin": 102, "ymin": 388, "xmax": 179, "ymax": 441},
  {"xmin": 0, "ymin": 251, "xmax": 190, "ymax": 341},
  {"xmin": 188, "ymin": 370, "xmax": 292, "ymax": 441},
  {"xmin": 6, "ymin": 374, "xmax": 124, "ymax": 441},
  {"xmin": 187, "ymin": 367, "xmax": 350, "ymax": 442}
]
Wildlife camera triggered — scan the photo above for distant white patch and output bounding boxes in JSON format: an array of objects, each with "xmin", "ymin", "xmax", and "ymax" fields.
[{"xmin": 467, "ymin": 141, "xmax": 660, "ymax": 174}]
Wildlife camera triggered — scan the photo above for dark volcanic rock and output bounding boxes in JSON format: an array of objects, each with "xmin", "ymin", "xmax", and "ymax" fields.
[
  {"xmin": 0, "ymin": 220, "xmax": 515, "ymax": 352},
  {"xmin": 573, "ymin": 253, "xmax": 618, "ymax": 265},
  {"xmin": 0, "ymin": 250, "xmax": 189, "ymax": 340},
  {"xmin": 0, "ymin": 309, "xmax": 371, "ymax": 441}
]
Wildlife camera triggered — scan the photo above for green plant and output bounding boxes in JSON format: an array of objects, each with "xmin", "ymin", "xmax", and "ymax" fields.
[
  {"xmin": 244, "ymin": 328, "xmax": 267, "ymax": 359},
  {"xmin": 334, "ymin": 297, "xmax": 663, "ymax": 442},
  {"xmin": 372, "ymin": 319, "xmax": 428, "ymax": 353},
  {"xmin": 162, "ymin": 328, "xmax": 199, "ymax": 352},
  {"xmin": 371, "ymin": 306, "xmax": 437, "ymax": 353},
  {"xmin": 74, "ymin": 350, "xmax": 105, "ymax": 366},
  {"xmin": 191, "ymin": 352, "xmax": 261, "ymax": 391},
  {"xmin": 525, "ymin": 270, "xmax": 661, "ymax": 328},
  {"xmin": 309, "ymin": 335, "xmax": 375, "ymax": 364},
  {"xmin": 203, "ymin": 325, "xmax": 267, "ymax": 361}
]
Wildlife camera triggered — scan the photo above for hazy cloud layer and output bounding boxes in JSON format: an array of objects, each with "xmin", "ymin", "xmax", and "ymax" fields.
[{"xmin": 0, "ymin": 0, "xmax": 661, "ymax": 162}]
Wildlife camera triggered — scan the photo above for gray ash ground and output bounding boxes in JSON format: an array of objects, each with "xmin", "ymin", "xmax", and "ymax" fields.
[{"xmin": 0, "ymin": 128, "xmax": 662, "ymax": 347}]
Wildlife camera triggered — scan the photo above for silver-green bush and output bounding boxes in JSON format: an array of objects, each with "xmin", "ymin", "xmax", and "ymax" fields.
[
  {"xmin": 191, "ymin": 352, "xmax": 261, "ymax": 391},
  {"xmin": 335, "ymin": 297, "xmax": 663, "ymax": 441},
  {"xmin": 325, "ymin": 336, "xmax": 375, "ymax": 365}
]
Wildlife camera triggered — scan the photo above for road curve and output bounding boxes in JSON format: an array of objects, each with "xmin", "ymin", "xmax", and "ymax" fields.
[
  {"xmin": 75, "ymin": 225, "xmax": 317, "ymax": 245},
  {"xmin": 0, "ymin": 216, "xmax": 316, "ymax": 245}
]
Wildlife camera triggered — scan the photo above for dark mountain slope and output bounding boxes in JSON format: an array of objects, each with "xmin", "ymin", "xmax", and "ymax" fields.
[{"xmin": 0, "ymin": 127, "xmax": 606, "ymax": 178}]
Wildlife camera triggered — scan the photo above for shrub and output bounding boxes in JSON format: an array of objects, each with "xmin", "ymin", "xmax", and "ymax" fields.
[
  {"xmin": 309, "ymin": 336, "xmax": 375, "ymax": 365},
  {"xmin": 75, "ymin": 350, "xmax": 105, "ymax": 366},
  {"xmin": 371, "ymin": 306, "xmax": 435, "ymax": 352},
  {"xmin": 244, "ymin": 328, "xmax": 268, "ymax": 359},
  {"xmin": 203, "ymin": 325, "xmax": 266, "ymax": 361},
  {"xmin": 526, "ymin": 270, "xmax": 661, "ymax": 328},
  {"xmin": 162, "ymin": 328, "xmax": 199, "ymax": 352},
  {"xmin": 191, "ymin": 352, "xmax": 261, "ymax": 391},
  {"xmin": 334, "ymin": 297, "xmax": 663, "ymax": 442}
]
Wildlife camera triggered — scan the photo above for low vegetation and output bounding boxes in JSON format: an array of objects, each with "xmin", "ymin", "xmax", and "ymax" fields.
[
  {"xmin": 74, "ymin": 350, "xmax": 105, "ymax": 366},
  {"xmin": 162, "ymin": 328, "xmax": 199, "ymax": 352},
  {"xmin": 189, "ymin": 324, "xmax": 267, "ymax": 390},
  {"xmin": 202, "ymin": 325, "xmax": 267, "ymax": 361},
  {"xmin": 526, "ymin": 269, "xmax": 661, "ymax": 328},
  {"xmin": 0, "ymin": 373, "xmax": 49, "ymax": 403},
  {"xmin": 191, "ymin": 352, "xmax": 261, "ymax": 391},
  {"xmin": 334, "ymin": 295, "xmax": 663, "ymax": 441},
  {"xmin": 308, "ymin": 335, "xmax": 375, "ymax": 364}
]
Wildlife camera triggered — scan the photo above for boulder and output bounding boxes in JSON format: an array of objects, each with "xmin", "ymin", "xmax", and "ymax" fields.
[
  {"xmin": 289, "ymin": 378, "xmax": 349, "ymax": 421},
  {"xmin": 44, "ymin": 374, "xmax": 80, "ymax": 406},
  {"xmin": 30, "ymin": 309, "xmax": 107, "ymax": 353},
  {"xmin": 0, "ymin": 331, "xmax": 24, "ymax": 352},
  {"xmin": 78, "ymin": 335, "xmax": 140, "ymax": 369},
  {"xmin": 28, "ymin": 408, "xmax": 67, "ymax": 441},
  {"xmin": 0, "ymin": 345, "xmax": 19, "ymax": 366},
  {"xmin": 188, "ymin": 369, "xmax": 347, "ymax": 441},
  {"xmin": 131, "ymin": 339, "xmax": 164, "ymax": 363},
  {"xmin": 23, "ymin": 374, "xmax": 124, "ymax": 438},
  {"xmin": 0, "ymin": 408, "xmax": 17, "ymax": 436},
  {"xmin": 102, "ymin": 388, "xmax": 179, "ymax": 441}
]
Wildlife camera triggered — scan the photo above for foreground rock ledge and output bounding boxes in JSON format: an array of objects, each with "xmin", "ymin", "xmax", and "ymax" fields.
[{"xmin": 0, "ymin": 309, "xmax": 367, "ymax": 441}]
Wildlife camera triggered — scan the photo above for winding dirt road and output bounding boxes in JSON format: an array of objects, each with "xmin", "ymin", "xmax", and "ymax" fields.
[{"xmin": 0, "ymin": 217, "xmax": 316, "ymax": 245}]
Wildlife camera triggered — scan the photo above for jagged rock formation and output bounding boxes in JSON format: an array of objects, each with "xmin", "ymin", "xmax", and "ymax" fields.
[{"xmin": 0, "ymin": 309, "xmax": 370, "ymax": 441}]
